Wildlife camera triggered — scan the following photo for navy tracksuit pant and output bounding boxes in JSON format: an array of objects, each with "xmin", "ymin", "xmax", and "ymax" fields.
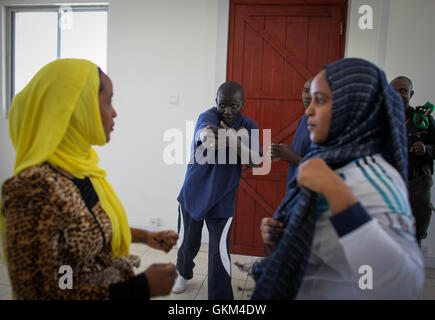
[{"xmin": 176, "ymin": 204, "xmax": 234, "ymax": 300}]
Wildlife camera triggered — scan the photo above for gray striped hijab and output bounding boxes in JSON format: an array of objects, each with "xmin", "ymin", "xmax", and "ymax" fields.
[{"xmin": 251, "ymin": 58, "xmax": 407, "ymax": 299}]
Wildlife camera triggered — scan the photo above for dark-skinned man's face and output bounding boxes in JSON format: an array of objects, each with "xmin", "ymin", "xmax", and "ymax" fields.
[
  {"xmin": 390, "ymin": 78, "xmax": 414, "ymax": 111},
  {"xmin": 216, "ymin": 90, "xmax": 244, "ymax": 126}
]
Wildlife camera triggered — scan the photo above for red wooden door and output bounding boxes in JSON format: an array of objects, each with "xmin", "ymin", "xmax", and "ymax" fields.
[{"xmin": 228, "ymin": 0, "xmax": 347, "ymax": 256}]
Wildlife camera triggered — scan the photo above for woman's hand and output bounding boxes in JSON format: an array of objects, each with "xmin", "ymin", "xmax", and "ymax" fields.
[
  {"xmin": 147, "ymin": 230, "xmax": 178, "ymax": 253},
  {"xmin": 260, "ymin": 217, "xmax": 284, "ymax": 249},
  {"xmin": 297, "ymin": 158, "xmax": 358, "ymax": 214},
  {"xmin": 144, "ymin": 263, "xmax": 177, "ymax": 297}
]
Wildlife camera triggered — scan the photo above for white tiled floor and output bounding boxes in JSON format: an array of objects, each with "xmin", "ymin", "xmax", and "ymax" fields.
[{"xmin": 1, "ymin": 242, "xmax": 435, "ymax": 300}]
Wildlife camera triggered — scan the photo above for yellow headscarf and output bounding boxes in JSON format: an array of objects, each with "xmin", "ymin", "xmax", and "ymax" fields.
[{"xmin": 3, "ymin": 58, "xmax": 131, "ymax": 259}]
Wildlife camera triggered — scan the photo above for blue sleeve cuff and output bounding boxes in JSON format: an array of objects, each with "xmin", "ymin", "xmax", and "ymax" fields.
[{"xmin": 330, "ymin": 202, "xmax": 372, "ymax": 237}]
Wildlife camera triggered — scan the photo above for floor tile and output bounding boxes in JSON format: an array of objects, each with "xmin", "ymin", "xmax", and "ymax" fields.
[
  {"xmin": 233, "ymin": 279, "xmax": 247, "ymax": 300},
  {"xmin": 199, "ymin": 243, "xmax": 208, "ymax": 252},
  {"xmin": 133, "ymin": 247, "xmax": 177, "ymax": 275},
  {"xmin": 145, "ymin": 250, "xmax": 177, "ymax": 262},
  {"xmin": 195, "ymin": 291, "xmax": 208, "ymax": 300},
  {"xmin": 136, "ymin": 243, "xmax": 257, "ymax": 300},
  {"xmin": 0, "ymin": 285, "xmax": 10, "ymax": 298},
  {"xmin": 193, "ymin": 250, "xmax": 208, "ymax": 260},
  {"xmin": 231, "ymin": 254, "xmax": 254, "ymax": 264},
  {"xmin": 423, "ymin": 278, "xmax": 435, "ymax": 287},
  {"xmin": 133, "ymin": 261, "xmax": 148, "ymax": 275},
  {"xmin": 137, "ymin": 252, "xmax": 177, "ymax": 273},
  {"xmin": 192, "ymin": 257, "xmax": 209, "ymax": 276}
]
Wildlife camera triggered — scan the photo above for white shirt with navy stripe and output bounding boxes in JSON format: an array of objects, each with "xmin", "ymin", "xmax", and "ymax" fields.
[{"xmin": 296, "ymin": 154, "xmax": 424, "ymax": 299}]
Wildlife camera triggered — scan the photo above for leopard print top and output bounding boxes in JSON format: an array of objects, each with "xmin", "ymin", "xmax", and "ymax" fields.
[{"xmin": 1, "ymin": 163, "xmax": 140, "ymax": 299}]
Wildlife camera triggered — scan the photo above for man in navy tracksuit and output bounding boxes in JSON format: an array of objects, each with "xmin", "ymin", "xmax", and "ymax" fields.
[{"xmin": 173, "ymin": 81, "xmax": 261, "ymax": 299}]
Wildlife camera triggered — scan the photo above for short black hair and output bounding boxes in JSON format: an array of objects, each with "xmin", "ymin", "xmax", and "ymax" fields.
[{"xmin": 392, "ymin": 76, "xmax": 413, "ymax": 90}]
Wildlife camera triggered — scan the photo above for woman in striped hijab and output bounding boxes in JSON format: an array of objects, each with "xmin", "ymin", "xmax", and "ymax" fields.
[{"xmin": 254, "ymin": 58, "xmax": 424, "ymax": 299}]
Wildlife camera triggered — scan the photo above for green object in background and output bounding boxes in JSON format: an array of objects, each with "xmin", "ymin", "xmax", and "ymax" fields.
[{"xmin": 413, "ymin": 102, "xmax": 434, "ymax": 129}]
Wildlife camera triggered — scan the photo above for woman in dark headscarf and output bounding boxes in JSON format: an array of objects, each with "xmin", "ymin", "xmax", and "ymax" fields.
[{"xmin": 255, "ymin": 58, "xmax": 424, "ymax": 299}]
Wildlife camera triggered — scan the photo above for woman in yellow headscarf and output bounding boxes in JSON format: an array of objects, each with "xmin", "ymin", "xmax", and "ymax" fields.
[{"xmin": 0, "ymin": 59, "xmax": 178, "ymax": 299}]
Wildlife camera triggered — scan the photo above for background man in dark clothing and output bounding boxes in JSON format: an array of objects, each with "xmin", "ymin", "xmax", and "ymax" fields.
[{"xmin": 391, "ymin": 76, "xmax": 435, "ymax": 246}]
